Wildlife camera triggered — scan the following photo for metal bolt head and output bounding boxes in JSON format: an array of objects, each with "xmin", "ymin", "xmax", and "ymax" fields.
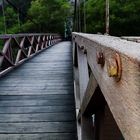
[
  {"xmin": 96, "ymin": 51, "xmax": 105, "ymax": 66},
  {"xmin": 80, "ymin": 46, "xmax": 87, "ymax": 54},
  {"xmin": 107, "ymin": 53, "xmax": 122, "ymax": 81},
  {"xmin": 83, "ymin": 49, "xmax": 87, "ymax": 54},
  {"xmin": 80, "ymin": 46, "xmax": 84, "ymax": 50},
  {"xmin": 107, "ymin": 58, "xmax": 118, "ymax": 77}
]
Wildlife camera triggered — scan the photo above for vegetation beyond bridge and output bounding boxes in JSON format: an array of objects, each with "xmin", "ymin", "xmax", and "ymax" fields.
[{"xmin": 0, "ymin": 0, "xmax": 140, "ymax": 140}]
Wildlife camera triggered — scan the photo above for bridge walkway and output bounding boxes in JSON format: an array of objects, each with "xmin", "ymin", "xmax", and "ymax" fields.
[{"xmin": 0, "ymin": 41, "xmax": 77, "ymax": 140}]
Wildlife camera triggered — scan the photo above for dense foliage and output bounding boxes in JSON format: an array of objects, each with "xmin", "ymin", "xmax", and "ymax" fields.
[
  {"xmin": 0, "ymin": 0, "xmax": 140, "ymax": 36},
  {"xmin": 84, "ymin": 0, "xmax": 140, "ymax": 36},
  {"xmin": 0, "ymin": 0, "xmax": 72, "ymax": 35}
]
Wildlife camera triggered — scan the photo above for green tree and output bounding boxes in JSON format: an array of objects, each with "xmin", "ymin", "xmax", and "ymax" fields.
[
  {"xmin": 22, "ymin": 0, "xmax": 72, "ymax": 34},
  {"xmin": 5, "ymin": 7, "xmax": 20, "ymax": 34},
  {"xmin": 0, "ymin": 16, "xmax": 5, "ymax": 34},
  {"xmin": 85, "ymin": 0, "xmax": 105, "ymax": 33},
  {"xmin": 110, "ymin": 0, "xmax": 140, "ymax": 36},
  {"xmin": 10, "ymin": 0, "xmax": 32, "ymax": 21},
  {"xmin": 0, "ymin": 6, "xmax": 20, "ymax": 34},
  {"xmin": 84, "ymin": 0, "xmax": 140, "ymax": 36}
]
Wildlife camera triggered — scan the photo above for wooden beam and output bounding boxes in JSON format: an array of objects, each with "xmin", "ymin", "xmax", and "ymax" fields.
[
  {"xmin": 77, "ymin": 46, "xmax": 89, "ymax": 100},
  {"xmin": 73, "ymin": 42, "xmax": 78, "ymax": 67},
  {"xmin": 77, "ymin": 86, "xmax": 106, "ymax": 140},
  {"xmin": 96, "ymin": 105, "xmax": 124, "ymax": 140},
  {"xmin": 80, "ymin": 73, "xmax": 98, "ymax": 114},
  {"xmin": 73, "ymin": 32, "xmax": 140, "ymax": 140},
  {"xmin": 78, "ymin": 86, "xmax": 106, "ymax": 119}
]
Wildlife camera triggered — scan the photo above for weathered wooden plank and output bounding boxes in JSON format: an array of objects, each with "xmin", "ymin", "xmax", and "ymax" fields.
[
  {"xmin": 0, "ymin": 122, "xmax": 76, "ymax": 133},
  {"xmin": 74, "ymin": 67, "xmax": 80, "ymax": 109},
  {"xmin": 73, "ymin": 32, "xmax": 140, "ymax": 140},
  {"xmin": 0, "ymin": 106, "xmax": 75, "ymax": 114},
  {"xmin": 0, "ymin": 86, "xmax": 73, "ymax": 91},
  {"xmin": 0, "ymin": 41, "xmax": 77, "ymax": 139},
  {"xmin": 76, "ymin": 44, "xmax": 92, "ymax": 140},
  {"xmin": 80, "ymin": 73, "xmax": 98, "ymax": 114},
  {"xmin": 6, "ymin": 71, "xmax": 73, "ymax": 76},
  {"xmin": 0, "ymin": 112, "xmax": 75, "ymax": 122},
  {"xmin": 0, "ymin": 79, "xmax": 73, "ymax": 85},
  {"xmin": 0, "ymin": 90, "xmax": 74, "ymax": 95},
  {"xmin": 80, "ymin": 74, "xmax": 97, "ymax": 140},
  {"xmin": 77, "ymin": 46, "xmax": 89, "ymax": 100},
  {"xmin": 4, "ymin": 74, "xmax": 73, "ymax": 79},
  {"xmin": 0, "ymin": 94, "xmax": 74, "ymax": 100},
  {"xmin": 0, "ymin": 133, "xmax": 77, "ymax": 140},
  {"xmin": 0, "ymin": 83, "xmax": 73, "ymax": 88},
  {"xmin": 0, "ymin": 99, "xmax": 74, "ymax": 107},
  {"xmin": 75, "ymin": 73, "xmax": 97, "ymax": 140}
]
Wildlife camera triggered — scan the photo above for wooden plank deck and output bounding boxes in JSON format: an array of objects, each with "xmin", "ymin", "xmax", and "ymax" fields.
[{"xmin": 0, "ymin": 42, "xmax": 77, "ymax": 140}]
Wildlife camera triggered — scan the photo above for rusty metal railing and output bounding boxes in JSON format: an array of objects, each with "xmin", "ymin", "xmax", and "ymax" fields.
[{"xmin": 0, "ymin": 34, "xmax": 61, "ymax": 77}]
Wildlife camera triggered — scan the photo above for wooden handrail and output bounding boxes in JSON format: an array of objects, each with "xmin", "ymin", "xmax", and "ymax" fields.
[
  {"xmin": 72, "ymin": 32, "xmax": 140, "ymax": 140},
  {"xmin": 0, "ymin": 34, "xmax": 61, "ymax": 77}
]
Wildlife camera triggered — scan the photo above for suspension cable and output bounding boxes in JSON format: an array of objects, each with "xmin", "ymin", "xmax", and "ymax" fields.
[
  {"xmin": 17, "ymin": 8, "xmax": 21, "ymax": 32},
  {"xmin": 2, "ymin": 0, "xmax": 7, "ymax": 34},
  {"xmin": 5, "ymin": 0, "xmax": 39, "ymax": 27},
  {"xmin": 77, "ymin": 0, "xmax": 81, "ymax": 32},
  {"xmin": 73, "ymin": 0, "xmax": 77, "ymax": 31},
  {"xmin": 105, "ymin": 0, "xmax": 109, "ymax": 34},
  {"xmin": 83, "ymin": 0, "xmax": 86, "ymax": 32}
]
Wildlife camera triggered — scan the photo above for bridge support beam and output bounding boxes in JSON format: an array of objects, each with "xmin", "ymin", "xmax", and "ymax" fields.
[{"xmin": 73, "ymin": 32, "xmax": 140, "ymax": 140}]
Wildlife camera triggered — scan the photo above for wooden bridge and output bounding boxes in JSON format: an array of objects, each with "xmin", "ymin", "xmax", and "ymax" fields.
[{"xmin": 0, "ymin": 33, "xmax": 140, "ymax": 140}]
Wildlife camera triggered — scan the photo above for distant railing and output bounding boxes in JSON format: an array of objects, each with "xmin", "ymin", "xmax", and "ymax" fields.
[
  {"xmin": 0, "ymin": 33, "xmax": 61, "ymax": 77},
  {"xmin": 121, "ymin": 36, "xmax": 140, "ymax": 43},
  {"xmin": 72, "ymin": 32, "xmax": 140, "ymax": 140}
]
